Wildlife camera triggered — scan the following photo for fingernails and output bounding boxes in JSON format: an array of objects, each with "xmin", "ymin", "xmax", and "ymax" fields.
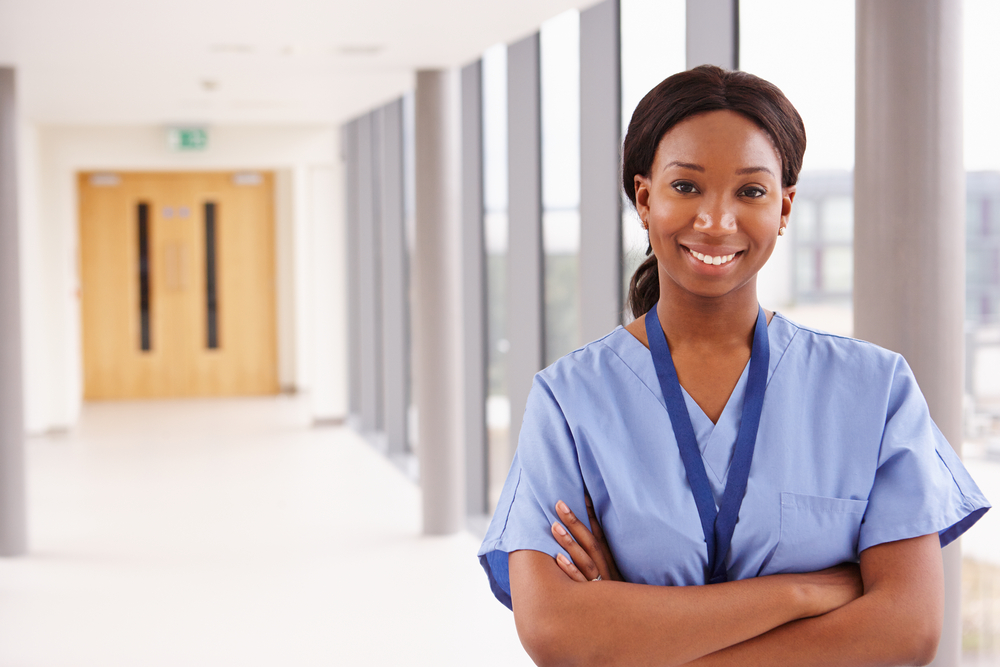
[
  {"xmin": 556, "ymin": 500, "xmax": 570, "ymax": 515},
  {"xmin": 553, "ymin": 522, "xmax": 567, "ymax": 537},
  {"xmin": 556, "ymin": 553, "xmax": 571, "ymax": 566}
]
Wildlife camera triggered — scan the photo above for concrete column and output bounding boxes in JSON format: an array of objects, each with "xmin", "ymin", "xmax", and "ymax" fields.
[
  {"xmin": 413, "ymin": 69, "xmax": 464, "ymax": 534},
  {"xmin": 579, "ymin": 0, "xmax": 622, "ymax": 340},
  {"xmin": 379, "ymin": 99, "xmax": 409, "ymax": 457},
  {"xmin": 343, "ymin": 122, "xmax": 361, "ymax": 420},
  {"xmin": 507, "ymin": 33, "xmax": 544, "ymax": 456},
  {"xmin": 854, "ymin": 2, "xmax": 964, "ymax": 665},
  {"xmin": 356, "ymin": 113, "xmax": 383, "ymax": 433},
  {"xmin": 461, "ymin": 60, "xmax": 488, "ymax": 516},
  {"xmin": 0, "ymin": 68, "xmax": 26, "ymax": 556},
  {"xmin": 686, "ymin": 0, "xmax": 739, "ymax": 70}
]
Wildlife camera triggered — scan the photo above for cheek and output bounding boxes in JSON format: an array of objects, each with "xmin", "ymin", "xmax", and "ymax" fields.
[
  {"xmin": 749, "ymin": 204, "xmax": 783, "ymax": 237},
  {"xmin": 749, "ymin": 219, "xmax": 781, "ymax": 263},
  {"xmin": 649, "ymin": 199, "xmax": 695, "ymax": 227}
]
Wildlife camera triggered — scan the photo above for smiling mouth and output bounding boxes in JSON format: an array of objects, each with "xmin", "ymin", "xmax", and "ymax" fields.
[{"xmin": 685, "ymin": 246, "xmax": 740, "ymax": 266}]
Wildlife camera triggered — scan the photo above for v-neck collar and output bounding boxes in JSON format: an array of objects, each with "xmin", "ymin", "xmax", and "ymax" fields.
[
  {"xmin": 607, "ymin": 312, "xmax": 795, "ymax": 400},
  {"xmin": 603, "ymin": 312, "xmax": 798, "ymax": 494},
  {"xmin": 681, "ymin": 361, "xmax": 750, "ymax": 486}
]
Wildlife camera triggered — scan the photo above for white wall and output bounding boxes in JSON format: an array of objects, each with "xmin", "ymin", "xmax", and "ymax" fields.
[
  {"xmin": 309, "ymin": 165, "xmax": 348, "ymax": 421},
  {"xmin": 292, "ymin": 164, "xmax": 313, "ymax": 396},
  {"xmin": 21, "ymin": 123, "xmax": 349, "ymax": 433},
  {"xmin": 274, "ymin": 168, "xmax": 297, "ymax": 391}
]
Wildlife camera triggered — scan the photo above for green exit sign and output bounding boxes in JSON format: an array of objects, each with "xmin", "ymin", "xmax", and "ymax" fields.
[{"xmin": 167, "ymin": 127, "xmax": 209, "ymax": 151}]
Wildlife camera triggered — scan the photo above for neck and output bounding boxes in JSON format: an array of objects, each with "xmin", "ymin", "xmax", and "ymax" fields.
[{"xmin": 655, "ymin": 275, "xmax": 760, "ymax": 352}]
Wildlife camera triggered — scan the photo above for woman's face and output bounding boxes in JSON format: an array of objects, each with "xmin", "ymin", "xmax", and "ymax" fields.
[{"xmin": 633, "ymin": 109, "xmax": 794, "ymax": 302}]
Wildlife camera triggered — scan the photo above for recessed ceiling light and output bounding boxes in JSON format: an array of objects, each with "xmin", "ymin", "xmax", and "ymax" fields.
[{"xmin": 336, "ymin": 44, "xmax": 384, "ymax": 56}]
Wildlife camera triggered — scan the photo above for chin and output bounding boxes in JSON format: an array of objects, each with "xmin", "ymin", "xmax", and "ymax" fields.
[{"xmin": 677, "ymin": 276, "xmax": 757, "ymax": 302}]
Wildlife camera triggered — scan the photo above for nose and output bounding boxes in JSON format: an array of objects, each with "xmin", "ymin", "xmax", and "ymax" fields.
[{"xmin": 692, "ymin": 198, "xmax": 737, "ymax": 236}]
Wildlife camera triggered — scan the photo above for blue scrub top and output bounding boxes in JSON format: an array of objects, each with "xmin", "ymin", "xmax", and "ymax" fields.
[{"xmin": 478, "ymin": 313, "xmax": 991, "ymax": 611}]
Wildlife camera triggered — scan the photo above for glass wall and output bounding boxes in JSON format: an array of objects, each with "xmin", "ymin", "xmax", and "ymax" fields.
[
  {"xmin": 541, "ymin": 10, "xmax": 582, "ymax": 364},
  {"xmin": 339, "ymin": 4, "xmax": 999, "ymax": 656},
  {"xmin": 619, "ymin": 0, "xmax": 685, "ymax": 321},
  {"xmin": 961, "ymin": 1, "xmax": 1000, "ymax": 661},
  {"xmin": 482, "ymin": 43, "xmax": 511, "ymax": 511},
  {"xmin": 402, "ymin": 91, "xmax": 417, "ymax": 454},
  {"xmin": 744, "ymin": 1, "xmax": 1000, "ymax": 660}
]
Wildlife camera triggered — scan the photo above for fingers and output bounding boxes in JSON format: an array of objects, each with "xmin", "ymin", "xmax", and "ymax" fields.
[
  {"xmin": 557, "ymin": 500, "xmax": 607, "ymax": 570},
  {"xmin": 551, "ymin": 520, "xmax": 602, "ymax": 582},
  {"xmin": 585, "ymin": 494, "xmax": 606, "ymax": 543},
  {"xmin": 555, "ymin": 552, "xmax": 590, "ymax": 583},
  {"xmin": 584, "ymin": 494, "xmax": 623, "ymax": 582}
]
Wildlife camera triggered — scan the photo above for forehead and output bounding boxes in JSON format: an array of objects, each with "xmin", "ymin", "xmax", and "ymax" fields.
[{"xmin": 654, "ymin": 110, "xmax": 782, "ymax": 173}]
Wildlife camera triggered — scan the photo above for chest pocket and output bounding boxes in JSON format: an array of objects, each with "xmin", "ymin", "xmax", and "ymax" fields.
[{"xmin": 764, "ymin": 492, "xmax": 868, "ymax": 574}]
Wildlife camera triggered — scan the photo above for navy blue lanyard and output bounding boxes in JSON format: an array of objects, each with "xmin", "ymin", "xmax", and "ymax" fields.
[{"xmin": 645, "ymin": 304, "xmax": 769, "ymax": 584}]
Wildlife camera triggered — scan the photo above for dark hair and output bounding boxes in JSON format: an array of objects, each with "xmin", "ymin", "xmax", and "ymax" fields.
[{"xmin": 624, "ymin": 65, "xmax": 807, "ymax": 319}]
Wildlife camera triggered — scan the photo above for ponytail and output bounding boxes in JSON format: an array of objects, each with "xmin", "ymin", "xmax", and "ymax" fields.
[{"xmin": 627, "ymin": 254, "xmax": 659, "ymax": 320}]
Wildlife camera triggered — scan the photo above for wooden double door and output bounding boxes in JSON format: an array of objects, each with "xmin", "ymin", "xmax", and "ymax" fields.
[{"xmin": 80, "ymin": 172, "xmax": 278, "ymax": 399}]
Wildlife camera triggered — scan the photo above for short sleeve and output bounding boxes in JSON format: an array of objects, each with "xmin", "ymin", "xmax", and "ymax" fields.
[
  {"xmin": 477, "ymin": 376, "xmax": 590, "ymax": 610},
  {"xmin": 858, "ymin": 356, "xmax": 990, "ymax": 553}
]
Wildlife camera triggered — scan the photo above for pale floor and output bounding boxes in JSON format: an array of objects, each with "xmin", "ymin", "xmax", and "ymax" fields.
[
  {"xmin": 4, "ymin": 396, "xmax": 999, "ymax": 667},
  {"xmin": 0, "ymin": 397, "xmax": 533, "ymax": 667}
]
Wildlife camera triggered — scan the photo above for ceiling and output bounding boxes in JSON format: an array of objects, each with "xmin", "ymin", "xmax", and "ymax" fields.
[{"xmin": 0, "ymin": 0, "xmax": 596, "ymax": 126}]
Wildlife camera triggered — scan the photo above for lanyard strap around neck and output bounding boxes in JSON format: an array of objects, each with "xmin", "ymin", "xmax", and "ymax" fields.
[{"xmin": 645, "ymin": 304, "xmax": 770, "ymax": 584}]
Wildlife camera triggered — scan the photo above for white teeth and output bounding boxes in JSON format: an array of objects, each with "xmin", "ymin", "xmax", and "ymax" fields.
[{"xmin": 689, "ymin": 248, "xmax": 736, "ymax": 266}]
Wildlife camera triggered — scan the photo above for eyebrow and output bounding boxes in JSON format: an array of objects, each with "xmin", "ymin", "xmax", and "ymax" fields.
[
  {"xmin": 735, "ymin": 166, "xmax": 776, "ymax": 177},
  {"xmin": 664, "ymin": 161, "xmax": 704, "ymax": 172},
  {"xmin": 663, "ymin": 161, "xmax": 776, "ymax": 178}
]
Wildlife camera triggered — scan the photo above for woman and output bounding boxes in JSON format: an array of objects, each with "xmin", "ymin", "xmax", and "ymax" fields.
[{"xmin": 477, "ymin": 66, "xmax": 990, "ymax": 666}]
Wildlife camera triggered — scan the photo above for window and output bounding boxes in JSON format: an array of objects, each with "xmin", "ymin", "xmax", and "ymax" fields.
[
  {"xmin": 541, "ymin": 10, "xmax": 582, "ymax": 364},
  {"xmin": 482, "ymin": 43, "xmax": 511, "ymax": 511}
]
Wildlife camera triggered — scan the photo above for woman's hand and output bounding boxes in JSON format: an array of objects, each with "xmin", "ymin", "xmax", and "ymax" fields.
[
  {"xmin": 550, "ymin": 495, "xmax": 623, "ymax": 582},
  {"xmin": 795, "ymin": 562, "xmax": 864, "ymax": 617}
]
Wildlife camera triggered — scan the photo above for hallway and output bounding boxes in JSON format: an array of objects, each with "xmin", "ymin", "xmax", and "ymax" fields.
[{"xmin": 0, "ymin": 398, "xmax": 530, "ymax": 666}]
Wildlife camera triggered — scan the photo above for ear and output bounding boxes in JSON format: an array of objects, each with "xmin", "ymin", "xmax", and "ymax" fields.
[
  {"xmin": 634, "ymin": 174, "xmax": 652, "ymax": 223},
  {"xmin": 780, "ymin": 186, "xmax": 796, "ymax": 229}
]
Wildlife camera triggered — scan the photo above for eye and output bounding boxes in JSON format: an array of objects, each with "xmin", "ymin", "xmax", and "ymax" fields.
[
  {"xmin": 671, "ymin": 180, "xmax": 699, "ymax": 194},
  {"xmin": 740, "ymin": 185, "xmax": 767, "ymax": 199}
]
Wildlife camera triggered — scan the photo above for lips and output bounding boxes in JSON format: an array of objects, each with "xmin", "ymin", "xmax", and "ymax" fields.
[{"xmin": 683, "ymin": 245, "xmax": 741, "ymax": 267}]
